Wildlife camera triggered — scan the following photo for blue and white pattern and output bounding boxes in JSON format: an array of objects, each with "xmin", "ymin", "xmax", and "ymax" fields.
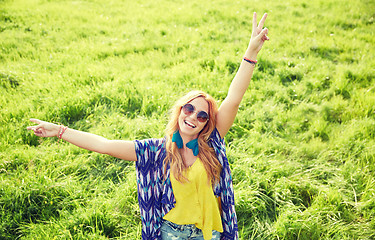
[{"xmin": 134, "ymin": 128, "xmax": 238, "ymax": 240}]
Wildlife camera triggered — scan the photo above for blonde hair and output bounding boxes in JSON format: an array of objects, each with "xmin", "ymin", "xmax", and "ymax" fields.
[{"xmin": 164, "ymin": 90, "xmax": 222, "ymax": 185}]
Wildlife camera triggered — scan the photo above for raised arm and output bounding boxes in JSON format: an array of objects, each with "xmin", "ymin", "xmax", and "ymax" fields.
[
  {"xmin": 27, "ymin": 119, "xmax": 137, "ymax": 161},
  {"xmin": 216, "ymin": 12, "xmax": 269, "ymax": 137}
]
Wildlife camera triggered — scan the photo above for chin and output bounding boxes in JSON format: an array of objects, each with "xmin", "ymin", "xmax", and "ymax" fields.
[
  {"xmin": 178, "ymin": 120, "xmax": 200, "ymax": 137},
  {"xmin": 179, "ymin": 126, "xmax": 197, "ymax": 136}
]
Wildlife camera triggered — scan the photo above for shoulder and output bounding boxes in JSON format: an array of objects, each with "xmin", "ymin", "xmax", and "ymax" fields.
[
  {"xmin": 134, "ymin": 138, "xmax": 165, "ymax": 152},
  {"xmin": 134, "ymin": 138, "xmax": 166, "ymax": 166}
]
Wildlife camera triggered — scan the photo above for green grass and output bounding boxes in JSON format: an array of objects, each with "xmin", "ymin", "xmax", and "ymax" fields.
[{"xmin": 1, "ymin": 0, "xmax": 374, "ymax": 239}]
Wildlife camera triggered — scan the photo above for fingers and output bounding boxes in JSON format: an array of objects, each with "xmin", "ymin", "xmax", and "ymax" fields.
[
  {"xmin": 27, "ymin": 118, "xmax": 41, "ymax": 131},
  {"xmin": 252, "ymin": 12, "xmax": 257, "ymax": 32},
  {"xmin": 27, "ymin": 118, "xmax": 43, "ymax": 132},
  {"xmin": 26, "ymin": 125, "xmax": 41, "ymax": 132},
  {"xmin": 30, "ymin": 118, "xmax": 41, "ymax": 124},
  {"xmin": 27, "ymin": 126, "xmax": 44, "ymax": 137},
  {"xmin": 259, "ymin": 28, "xmax": 269, "ymax": 40},
  {"xmin": 258, "ymin": 13, "xmax": 268, "ymax": 30},
  {"xmin": 252, "ymin": 12, "xmax": 268, "ymax": 39},
  {"xmin": 27, "ymin": 118, "xmax": 51, "ymax": 138}
]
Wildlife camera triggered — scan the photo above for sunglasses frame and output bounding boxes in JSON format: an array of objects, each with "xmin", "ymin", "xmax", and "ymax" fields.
[{"xmin": 181, "ymin": 103, "xmax": 209, "ymax": 123}]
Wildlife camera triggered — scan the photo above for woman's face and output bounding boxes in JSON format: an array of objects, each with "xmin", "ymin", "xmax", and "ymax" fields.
[{"xmin": 178, "ymin": 97, "xmax": 209, "ymax": 139}]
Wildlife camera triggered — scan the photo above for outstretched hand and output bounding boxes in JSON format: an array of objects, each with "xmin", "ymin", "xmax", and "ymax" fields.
[
  {"xmin": 27, "ymin": 119, "xmax": 59, "ymax": 138},
  {"xmin": 247, "ymin": 12, "xmax": 269, "ymax": 56}
]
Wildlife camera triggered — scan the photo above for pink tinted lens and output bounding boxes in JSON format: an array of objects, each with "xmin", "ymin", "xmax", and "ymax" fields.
[
  {"xmin": 182, "ymin": 104, "xmax": 195, "ymax": 115},
  {"xmin": 197, "ymin": 111, "xmax": 209, "ymax": 122}
]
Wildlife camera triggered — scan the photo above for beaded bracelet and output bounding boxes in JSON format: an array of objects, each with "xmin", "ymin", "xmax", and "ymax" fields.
[{"xmin": 243, "ymin": 57, "xmax": 257, "ymax": 65}]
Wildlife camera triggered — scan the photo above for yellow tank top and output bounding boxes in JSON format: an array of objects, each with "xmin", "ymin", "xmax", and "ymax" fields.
[{"xmin": 163, "ymin": 158, "xmax": 223, "ymax": 240}]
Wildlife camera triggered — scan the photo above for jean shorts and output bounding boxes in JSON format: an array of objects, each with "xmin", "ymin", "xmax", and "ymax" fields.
[{"xmin": 161, "ymin": 220, "xmax": 221, "ymax": 240}]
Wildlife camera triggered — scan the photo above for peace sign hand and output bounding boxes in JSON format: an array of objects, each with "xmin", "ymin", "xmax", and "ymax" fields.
[{"xmin": 247, "ymin": 12, "xmax": 269, "ymax": 56}]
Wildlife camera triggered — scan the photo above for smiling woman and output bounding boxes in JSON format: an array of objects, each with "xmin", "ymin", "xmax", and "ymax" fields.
[{"xmin": 27, "ymin": 12, "xmax": 269, "ymax": 240}]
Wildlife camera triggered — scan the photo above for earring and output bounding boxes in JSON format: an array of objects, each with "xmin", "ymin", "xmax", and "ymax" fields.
[
  {"xmin": 186, "ymin": 138, "xmax": 199, "ymax": 156},
  {"xmin": 172, "ymin": 130, "xmax": 183, "ymax": 149},
  {"xmin": 172, "ymin": 130, "xmax": 200, "ymax": 156}
]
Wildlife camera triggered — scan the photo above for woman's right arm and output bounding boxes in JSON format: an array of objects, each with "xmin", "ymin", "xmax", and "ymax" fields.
[{"xmin": 27, "ymin": 118, "xmax": 137, "ymax": 161}]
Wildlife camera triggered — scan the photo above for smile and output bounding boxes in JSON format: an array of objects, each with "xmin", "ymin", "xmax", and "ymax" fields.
[{"xmin": 184, "ymin": 120, "xmax": 196, "ymax": 128}]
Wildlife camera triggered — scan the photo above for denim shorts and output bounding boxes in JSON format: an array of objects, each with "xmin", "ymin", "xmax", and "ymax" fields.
[{"xmin": 161, "ymin": 220, "xmax": 221, "ymax": 240}]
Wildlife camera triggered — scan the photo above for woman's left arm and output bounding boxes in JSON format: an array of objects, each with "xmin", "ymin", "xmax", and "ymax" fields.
[{"xmin": 216, "ymin": 12, "xmax": 269, "ymax": 138}]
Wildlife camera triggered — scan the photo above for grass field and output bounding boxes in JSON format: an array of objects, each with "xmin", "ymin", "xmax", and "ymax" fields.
[{"xmin": 1, "ymin": 0, "xmax": 374, "ymax": 239}]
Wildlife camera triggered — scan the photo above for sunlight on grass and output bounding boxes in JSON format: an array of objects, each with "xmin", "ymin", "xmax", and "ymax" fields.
[{"xmin": 1, "ymin": 0, "xmax": 374, "ymax": 239}]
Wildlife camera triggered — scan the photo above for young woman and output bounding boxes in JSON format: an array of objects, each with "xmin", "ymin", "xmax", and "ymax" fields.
[{"xmin": 27, "ymin": 12, "xmax": 269, "ymax": 240}]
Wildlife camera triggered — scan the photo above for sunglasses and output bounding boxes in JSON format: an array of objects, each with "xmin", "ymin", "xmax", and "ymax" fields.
[{"xmin": 182, "ymin": 103, "xmax": 209, "ymax": 123}]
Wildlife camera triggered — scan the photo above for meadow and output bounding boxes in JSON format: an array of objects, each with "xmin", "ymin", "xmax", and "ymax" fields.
[{"xmin": 0, "ymin": 0, "xmax": 374, "ymax": 239}]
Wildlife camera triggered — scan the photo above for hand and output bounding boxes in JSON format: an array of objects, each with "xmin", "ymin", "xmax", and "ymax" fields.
[
  {"xmin": 246, "ymin": 12, "xmax": 269, "ymax": 58},
  {"xmin": 27, "ymin": 118, "xmax": 60, "ymax": 138}
]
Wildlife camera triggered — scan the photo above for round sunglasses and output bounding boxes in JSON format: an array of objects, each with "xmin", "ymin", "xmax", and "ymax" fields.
[{"xmin": 182, "ymin": 103, "xmax": 209, "ymax": 123}]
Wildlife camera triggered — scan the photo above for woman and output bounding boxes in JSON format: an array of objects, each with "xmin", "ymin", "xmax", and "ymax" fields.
[{"xmin": 27, "ymin": 12, "xmax": 269, "ymax": 240}]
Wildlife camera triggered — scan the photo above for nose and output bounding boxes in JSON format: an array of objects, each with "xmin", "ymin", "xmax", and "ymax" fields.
[{"xmin": 186, "ymin": 111, "xmax": 199, "ymax": 121}]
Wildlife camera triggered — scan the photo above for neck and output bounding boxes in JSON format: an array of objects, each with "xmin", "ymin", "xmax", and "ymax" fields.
[
  {"xmin": 173, "ymin": 130, "xmax": 200, "ymax": 157},
  {"xmin": 179, "ymin": 132, "xmax": 198, "ymax": 145}
]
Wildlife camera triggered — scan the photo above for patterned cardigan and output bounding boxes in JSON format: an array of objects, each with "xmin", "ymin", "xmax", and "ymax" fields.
[{"xmin": 134, "ymin": 128, "xmax": 238, "ymax": 239}]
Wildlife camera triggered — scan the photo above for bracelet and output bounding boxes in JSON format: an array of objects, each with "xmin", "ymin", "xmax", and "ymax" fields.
[
  {"xmin": 57, "ymin": 125, "xmax": 68, "ymax": 144},
  {"xmin": 243, "ymin": 57, "xmax": 257, "ymax": 65}
]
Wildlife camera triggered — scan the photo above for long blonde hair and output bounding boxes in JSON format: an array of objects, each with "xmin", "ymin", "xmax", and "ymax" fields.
[{"xmin": 164, "ymin": 90, "xmax": 222, "ymax": 185}]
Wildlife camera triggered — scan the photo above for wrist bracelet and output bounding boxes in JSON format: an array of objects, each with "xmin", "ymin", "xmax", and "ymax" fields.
[
  {"xmin": 243, "ymin": 57, "xmax": 257, "ymax": 65},
  {"xmin": 58, "ymin": 125, "xmax": 68, "ymax": 144}
]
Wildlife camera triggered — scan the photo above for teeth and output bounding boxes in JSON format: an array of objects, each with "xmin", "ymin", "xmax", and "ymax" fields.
[{"xmin": 185, "ymin": 120, "xmax": 196, "ymax": 128}]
